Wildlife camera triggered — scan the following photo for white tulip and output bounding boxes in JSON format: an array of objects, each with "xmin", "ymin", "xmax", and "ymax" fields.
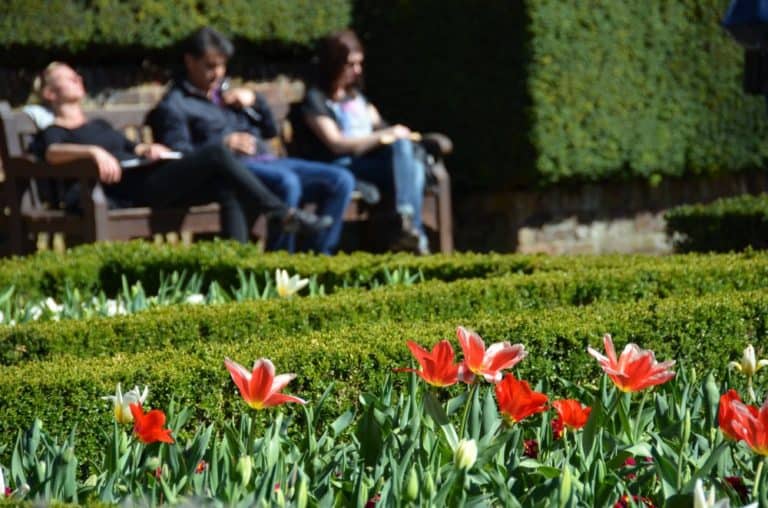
[
  {"xmin": 275, "ymin": 269, "xmax": 309, "ymax": 298},
  {"xmin": 43, "ymin": 297, "xmax": 63, "ymax": 314},
  {"xmin": 729, "ymin": 345, "xmax": 768, "ymax": 378},
  {"xmin": 693, "ymin": 479, "xmax": 757, "ymax": 508},
  {"xmin": 453, "ymin": 439, "xmax": 477, "ymax": 471},
  {"xmin": 185, "ymin": 293, "xmax": 206, "ymax": 305},
  {"xmin": 105, "ymin": 299, "xmax": 127, "ymax": 317},
  {"xmin": 728, "ymin": 344, "xmax": 768, "ymax": 402},
  {"xmin": 102, "ymin": 383, "xmax": 149, "ymax": 424}
]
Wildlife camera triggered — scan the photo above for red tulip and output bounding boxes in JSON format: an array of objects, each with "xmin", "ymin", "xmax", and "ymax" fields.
[
  {"xmin": 552, "ymin": 399, "xmax": 591, "ymax": 431},
  {"xmin": 719, "ymin": 389, "xmax": 758, "ymax": 441},
  {"xmin": 587, "ymin": 334, "xmax": 675, "ymax": 393},
  {"xmin": 396, "ymin": 340, "xmax": 459, "ymax": 387},
  {"xmin": 225, "ymin": 358, "xmax": 306, "ymax": 410},
  {"xmin": 129, "ymin": 403, "xmax": 174, "ymax": 444},
  {"xmin": 495, "ymin": 374, "xmax": 548, "ymax": 424},
  {"xmin": 729, "ymin": 396, "xmax": 768, "ymax": 456},
  {"xmin": 457, "ymin": 326, "xmax": 527, "ymax": 383}
]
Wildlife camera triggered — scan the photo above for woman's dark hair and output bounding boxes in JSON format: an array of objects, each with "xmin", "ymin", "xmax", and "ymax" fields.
[
  {"xmin": 183, "ymin": 27, "xmax": 234, "ymax": 59},
  {"xmin": 317, "ymin": 29, "xmax": 363, "ymax": 95}
]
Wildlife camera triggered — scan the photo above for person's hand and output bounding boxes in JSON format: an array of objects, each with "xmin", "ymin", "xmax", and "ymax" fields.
[
  {"xmin": 137, "ymin": 143, "xmax": 173, "ymax": 161},
  {"xmin": 89, "ymin": 146, "xmax": 122, "ymax": 183},
  {"xmin": 379, "ymin": 124, "xmax": 412, "ymax": 144},
  {"xmin": 391, "ymin": 124, "xmax": 412, "ymax": 139},
  {"xmin": 222, "ymin": 87, "xmax": 256, "ymax": 109},
  {"xmin": 224, "ymin": 132, "xmax": 257, "ymax": 155}
]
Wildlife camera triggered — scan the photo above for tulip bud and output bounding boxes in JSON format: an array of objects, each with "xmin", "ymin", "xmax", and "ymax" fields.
[
  {"xmin": 559, "ymin": 465, "xmax": 573, "ymax": 507},
  {"xmin": 118, "ymin": 432, "xmax": 128, "ymax": 455},
  {"xmin": 275, "ymin": 484, "xmax": 286, "ymax": 508},
  {"xmin": 237, "ymin": 455, "xmax": 253, "ymax": 486},
  {"xmin": 454, "ymin": 439, "xmax": 477, "ymax": 471},
  {"xmin": 424, "ymin": 471, "xmax": 435, "ymax": 497},
  {"xmin": 62, "ymin": 446, "xmax": 75, "ymax": 463},
  {"xmin": 295, "ymin": 474, "xmax": 308, "ymax": 508},
  {"xmin": 404, "ymin": 466, "xmax": 419, "ymax": 501},
  {"xmin": 145, "ymin": 456, "xmax": 161, "ymax": 471},
  {"xmin": 35, "ymin": 461, "xmax": 46, "ymax": 482},
  {"xmin": 681, "ymin": 409, "xmax": 691, "ymax": 446}
]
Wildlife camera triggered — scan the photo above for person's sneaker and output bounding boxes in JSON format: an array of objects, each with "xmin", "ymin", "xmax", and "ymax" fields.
[
  {"xmin": 354, "ymin": 179, "xmax": 381, "ymax": 205},
  {"xmin": 283, "ymin": 209, "xmax": 333, "ymax": 234},
  {"xmin": 389, "ymin": 213, "xmax": 421, "ymax": 252},
  {"xmin": 390, "ymin": 230, "xmax": 421, "ymax": 253}
]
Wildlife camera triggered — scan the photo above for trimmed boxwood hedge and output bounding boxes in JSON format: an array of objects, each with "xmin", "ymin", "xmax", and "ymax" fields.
[
  {"xmin": 356, "ymin": 0, "xmax": 768, "ymax": 188},
  {"xmin": 2, "ymin": 241, "xmax": 768, "ymax": 299},
  {"xmin": 0, "ymin": 0, "xmax": 350, "ymax": 51},
  {"xmin": 0, "ymin": 288, "xmax": 765, "ymax": 465},
  {"xmin": 666, "ymin": 193, "xmax": 768, "ymax": 252},
  {"xmin": 3, "ymin": 257, "xmax": 768, "ymax": 366}
]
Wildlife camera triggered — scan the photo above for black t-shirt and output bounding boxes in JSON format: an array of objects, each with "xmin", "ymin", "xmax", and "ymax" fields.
[
  {"xmin": 29, "ymin": 118, "xmax": 137, "ymax": 162},
  {"xmin": 293, "ymin": 87, "xmax": 342, "ymax": 162},
  {"xmin": 28, "ymin": 119, "xmax": 145, "ymax": 208}
]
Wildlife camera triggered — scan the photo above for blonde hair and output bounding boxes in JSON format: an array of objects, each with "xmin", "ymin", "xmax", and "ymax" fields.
[{"xmin": 28, "ymin": 61, "xmax": 68, "ymax": 104}]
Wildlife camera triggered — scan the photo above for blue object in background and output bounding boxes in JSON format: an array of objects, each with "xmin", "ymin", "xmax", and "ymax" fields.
[{"xmin": 723, "ymin": 0, "xmax": 768, "ymax": 48}]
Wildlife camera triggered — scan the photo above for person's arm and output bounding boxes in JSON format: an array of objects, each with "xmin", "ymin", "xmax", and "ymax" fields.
[
  {"xmin": 368, "ymin": 104, "xmax": 386, "ymax": 129},
  {"xmin": 45, "ymin": 143, "xmax": 122, "ymax": 184},
  {"xmin": 304, "ymin": 113, "xmax": 412, "ymax": 156},
  {"xmin": 252, "ymin": 93, "xmax": 279, "ymax": 139},
  {"xmin": 148, "ymin": 101, "xmax": 196, "ymax": 155}
]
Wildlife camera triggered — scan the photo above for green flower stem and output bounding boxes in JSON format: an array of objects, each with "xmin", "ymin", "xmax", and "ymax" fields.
[
  {"xmin": 459, "ymin": 382, "xmax": 479, "ymax": 440},
  {"xmin": 753, "ymin": 458, "xmax": 765, "ymax": 500},
  {"xmin": 632, "ymin": 391, "xmax": 649, "ymax": 444}
]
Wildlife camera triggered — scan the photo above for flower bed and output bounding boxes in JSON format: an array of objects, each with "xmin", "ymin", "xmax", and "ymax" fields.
[
  {"xmin": 1, "ymin": 288, "xmax": 766, "ymax": 465},
  {"xmin": 1, "ymin": 248, "xmax": 767, "ymax": 505},
  {"xmin": 2, "ymin": 329, "xmax": 767, "ymax": 506}
]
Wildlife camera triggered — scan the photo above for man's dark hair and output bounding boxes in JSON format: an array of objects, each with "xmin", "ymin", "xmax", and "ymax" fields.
[{"xmin": 183, "ymin": 27, "xmax": 234, "ymax": 59}]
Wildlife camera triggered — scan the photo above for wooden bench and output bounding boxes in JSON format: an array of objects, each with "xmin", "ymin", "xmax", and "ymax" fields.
[{"xmin": 0, "ymin": 99, "xmax": 453, "ymax": 255}]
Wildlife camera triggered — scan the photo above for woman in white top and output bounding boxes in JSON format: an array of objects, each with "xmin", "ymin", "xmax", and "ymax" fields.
[{"xmin": 300, "ymin": 30, "xmax": 429, "ymax": 254}]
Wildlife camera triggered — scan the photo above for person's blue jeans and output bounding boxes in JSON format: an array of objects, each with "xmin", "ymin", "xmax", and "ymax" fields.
[
  {"xmin": 335, "ymin": 138, "xmax": 426, "ymax": 235},
  {"xmin": 243, "ymin": 157, "xmax": 354, "ymax": 254}
]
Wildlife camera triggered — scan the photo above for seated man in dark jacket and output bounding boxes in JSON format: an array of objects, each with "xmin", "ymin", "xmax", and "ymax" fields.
[
  {"xmin": 149, "ymin": 27, "xmax": 356, "ymax": 254},
  {"xmin": 29, "ymin": 61, "xmax": 331, "ymax": 245}
]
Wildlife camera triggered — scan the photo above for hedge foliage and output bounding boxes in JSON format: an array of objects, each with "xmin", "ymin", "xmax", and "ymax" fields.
[
  {"xmin": 356, "ymin": 0, "xmax": 768, "ymax": 188},
  {"xmin": 3, "ymin": 256, "xmax": 768, "ymax": 366},
  {"xmin": 666, "ymin": 193, "xmax": 768, "ymax": 252},
  {"xmin": 527, "ymin": 0, "xmax": 768, "ymax": 183},
  {"xmin": 2, "ymin": 241, "xmax": 768, "ymax": 299},
  {"xmin": 0, "ymin": 0, "xmax": 350, "ymax": 51},
  {"xmin": 0, "ymin": 288, "xmax": 765, "ymax": 465}
]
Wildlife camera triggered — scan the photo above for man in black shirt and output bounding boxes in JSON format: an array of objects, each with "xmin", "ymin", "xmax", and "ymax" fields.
[{"xmin": 30, "ymin": 62, "xmax": 331, "ymax": 243}]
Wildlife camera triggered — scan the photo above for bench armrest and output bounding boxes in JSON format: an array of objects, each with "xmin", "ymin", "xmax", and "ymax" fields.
[
  {"xmin": 421, "ymin": 132, "xmax": 453, "ymax": 157},
  {"xmin": 4, "ymin": 156, "xmax": 101, "ymax": 179}
]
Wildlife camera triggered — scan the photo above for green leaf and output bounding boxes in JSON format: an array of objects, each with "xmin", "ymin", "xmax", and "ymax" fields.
[{"xmin": 424, "ymin": 390, "xmax": 459, "ymax": 450}]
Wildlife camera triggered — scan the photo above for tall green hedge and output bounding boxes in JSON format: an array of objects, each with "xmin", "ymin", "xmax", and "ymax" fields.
[
  {"xmin": 528, "ymin": 0, "xmax": 768, "ymax": 183},
  {"xmin": 0, "ymin": 0, "xmax": 350, "ymax": 51},
  {"xmin": 356, "ymin": 0, "xmax": 768, "ymax": 187}
]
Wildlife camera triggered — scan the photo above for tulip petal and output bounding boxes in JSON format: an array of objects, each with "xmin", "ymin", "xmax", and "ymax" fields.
[{"xmin": 457, "ymin": 326, "xmax": 485, "ymax": 373}]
